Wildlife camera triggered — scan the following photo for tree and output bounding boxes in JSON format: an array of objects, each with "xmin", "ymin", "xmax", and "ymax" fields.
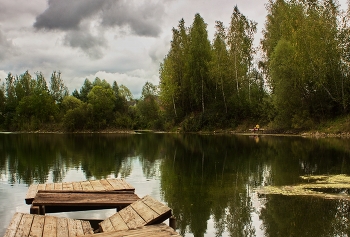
[
  {"xmin": 87, "ymin": 85, "xmax": 116, "ymax": 128},
  {"xmin": 136, "ymin": 82, "xmax": 161, "ymax": 129},
  {"xmin": 15, "ymin": 70, "xmax": 33, "ymax": 102},
  {"xmin": 112, "ymin": 81, "xmax": 127, "ymax": 112},
  {"xmin": 15, "ymin": 71, "xmax": 59, "ymax": 129},
  {"xmin": 79, "ymin": 79, "xmax": 93, "ymax": 102},
  {"xmin": 119, "ymin": 85, "xmax": 133, "ymax": 102},
  {"xmin": 50, "ymin": 71, "xmax": 68, "ymax": 104},
  {"xmin": 61, "ymin": 96, "xmax": 83, "ymax": 114},
  {"xmin": 4, "ymin": 73, "xmax": 17, "ymax": 128},
  {"xmin": 159, "ymin": 19, "xmax": 190, "ymax": 121},
  {"xmin": 187, "ymin": 13, "xmax": 212, "ymax": 114},
  {"xmin": 210, "ymin": 21, "xmax": 230, "ymax": 114},
  {"xmin": 227, "ymin": 6, "xmax": 257, "ymax": 97}
]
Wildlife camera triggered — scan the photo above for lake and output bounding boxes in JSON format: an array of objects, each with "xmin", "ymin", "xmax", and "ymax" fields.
[{"xmin": 0, "ymin": 133, "xmax": 350, "ymax": 236}]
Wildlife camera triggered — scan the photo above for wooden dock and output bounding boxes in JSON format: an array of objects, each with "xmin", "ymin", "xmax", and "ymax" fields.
[
  {"xmin": 25, "ymin": 179, "xmax": 135, "ymax": 204},
  {"xmin": 30, "ymin": 192, "xmax": 140, "ymax": 214},
  {"xmin": 4, "ymin": 179, "xmax": 181, "ymax": 237},
  {"xmin": 99, "ymin": 195, "xmax": 172, "ymax": 232},
  {"xmin": 83, "ymin": 223, "xmax": 181, "ymax": 237},
  {"xmin": 3, "ymin": 212, "xmax": 94, "ymax": 237}
]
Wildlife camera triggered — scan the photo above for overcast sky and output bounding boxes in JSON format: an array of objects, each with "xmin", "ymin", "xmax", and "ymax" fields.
[{"xmin": 0, "ymin": 0, "xmax": 347, "ymax": 98}]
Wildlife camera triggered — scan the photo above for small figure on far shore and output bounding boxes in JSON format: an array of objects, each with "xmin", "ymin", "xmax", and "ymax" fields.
[{"xmin": 253, "ymin": 124, "xmax": 260, "ymax": 133}]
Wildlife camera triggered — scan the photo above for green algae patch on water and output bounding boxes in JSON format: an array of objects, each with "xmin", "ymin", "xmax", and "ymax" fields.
[{"xmin": 257, "ymin": 174, "xmax": 350, "ymax": 201}]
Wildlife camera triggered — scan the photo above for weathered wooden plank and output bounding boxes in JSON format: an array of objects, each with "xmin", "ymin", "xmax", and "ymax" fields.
[
  {"xmin": 99, "ymin": 179, "xmax": 115, "ymax": 191},
  {"xmin": 3, "ymin": 212, "xmax": 23, "ymax": 237},
  {"xmin": 45, "ymin": 183, "xmax": 55, "ymax": 191},
  {"xmin": 30, "ymin": 215, "xmax": 45, "ymax": 237},
  {"xmin": 106, "ymin": 179, "xmax": 125, "ymax": 190},
  {"xmin": 67, "ymin": 219, "xmax": 85, "ymax": 237},
  {"xmin": 4, "ymin": 213, "xmax": 94, "ymax": 237},
  {"xmin": 89, "ymin": 180, "xmax": 105, "ymax": 191},
  {"xmin": 109, "ymin": 213, "xmax": 129, "ymax": 231},
  {"xmin": 37, "ymin": 190, "xmax": 131, "ymax": 194},
  {"xmin": 43, "ymin": 215, "xmax": 57, "ymax": 237},
  {"xmin": 81, "ymin": 220, "xmax": 94, "ymax": 235},
  {"xmin": 56, "ymin": 217, "xmax": 69, "ymax": 237},
  {"xmin": 120, "ymin": 179, "xmax": 134, "ymax": 190},
  {"xmin": 80, "ymin": 181, "xmax": 94, "ymax": 191},
  {"xmin": 38, "ymin": 183, "xmax": 47, "ymax": 191},
  {"xmin": 25, "ymin": 184, "xmax": 39, "ymax": 204},
  {"xmin": 99, "ymin": 218, "xmax": 115, "ymax": 232},
  {"xmin": 116, "ymin": 179, "xmax": 129, "ymax": 189},
  {"xmin": 62, "ymin": 182, "xmax": 74, "ymax": 191},
  {"xmin": 32, "ymin": 193, "xmax": 139, "ymax": 206},
  {"xmin": 55, "ymin": 182, "xmax": 63, "ymax": 190},
  {"xmin": 119, "ymin": 206, "xmax": 146, "ymax": 229},
  {"xmin": 72, "ymin": 182, "xmax": 83, "ymax": 191},
  {"xmin": 30, "ymin": 204, "xmax": 40, "ymax": 214},
  {"xmin": 14, "ymin": 213, "xmax": 34, "ymax": 237},
  {"xmin": 81, "ymin": 224, "xmax": 181, "ymax": 237},
  {"xmin": 131, "ymin": 199, "xmax": 159, "ymax": 223},
  {"xmin": 141, "ymin": 195, "xmax": 171, "ymax": 216}
]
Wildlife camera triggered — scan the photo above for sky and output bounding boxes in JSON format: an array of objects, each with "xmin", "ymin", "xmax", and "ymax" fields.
[{"xmin": 0, "ymin": 0, "xmax": 348, "ymax": 98}]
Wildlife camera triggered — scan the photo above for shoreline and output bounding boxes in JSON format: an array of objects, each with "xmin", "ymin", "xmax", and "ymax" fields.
[{"xmin": 2, "ymin": 129, "xmax": 350, "ymax": 138}]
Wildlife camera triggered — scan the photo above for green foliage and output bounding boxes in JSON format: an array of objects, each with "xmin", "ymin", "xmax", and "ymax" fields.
[
  {"xmin": 159, "ymin": 9, "xmax": 263, "ymax": 130},
  {"xmin": 63, "ymin": 103, "xmax": 92, "ymax": 131},
  {"xmin": 136, "ymin": 82, "xmax": 162, "ymax": 129},
  {"xmin": 61, "ymin": 96, "xmax": 83, "ymax": 113},
  {"xmin": 88, "ymin": 85, "xmax": 116, "ymax": 129},
  {"xmin": 50, "ymin": 71, "xmax": 68, "ymax": 104},
  {"xmin": 78, "ymin": 79, "xmax": 93, "ymax": 102},
  {"xmin": 262, "ymin": 0, "xmax": 349, "ymax": 129}
]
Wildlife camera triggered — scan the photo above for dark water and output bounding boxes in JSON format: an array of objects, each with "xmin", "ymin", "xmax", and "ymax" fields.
[{"xmin": 1, "ymin": 133, "xmax": 350, "ymax": 237}]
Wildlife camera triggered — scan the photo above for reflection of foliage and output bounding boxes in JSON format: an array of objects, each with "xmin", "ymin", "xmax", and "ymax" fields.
[
  {"xmin": 2, "ymin": 134, "xmax": 350, "ymax": 236},
  {"xmin": 260, "ymin": 195, "xmax": 350, "ymax": 237},
  {"xmin": 160, "ymin": 134, "xmax": 262, "ymax": 237},
  {"xmin": 0, "ymin": 134, "xmax": 140, "ymax": 184}
]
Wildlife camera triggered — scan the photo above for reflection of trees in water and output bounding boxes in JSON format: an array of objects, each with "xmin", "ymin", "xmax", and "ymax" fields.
[
  {"xmin": 0, "ymin": 134, "xmax": 141, "ymax": 184},
  {"xmin": 159, "ymin": 135, "xmax": 350, "ymax": 237},
  {"xmin": 2, "ymin": 133, "xmax": 350, "ymax": 236},
  {"xmin": 160, "ymin": 134, "xmax": 262, "ymax": 237},
  {"xmin": 259, "ymin": 195, "xmax": 350, "ymax": 237}
]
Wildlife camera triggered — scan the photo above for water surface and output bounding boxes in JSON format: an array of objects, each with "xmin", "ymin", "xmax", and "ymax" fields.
[{"xmin": 0, "ymin": 133, "xmax": 349, "ymax": 236}]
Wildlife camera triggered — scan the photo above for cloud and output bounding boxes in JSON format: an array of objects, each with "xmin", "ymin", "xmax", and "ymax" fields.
[
  {"xmin": 0, "ymin": 28, "xmax": 17, "ymax": 61},
  {"xmin": 101, "ymin": 1, "xmax": 165, "ymax": 37},
  {"xmin": 64, "ymin": 27, "xmax": 107, "ymax": 59},
  {"xmin": 34, "ymin": 0, "xmax": 105, "ymax": 30},
  {"xmin": 34, "ymin": 0, "xmax": 165, "ymax": 37},
  {"xmin": 33, "ymin": 0, "xmax": 165, "ymax": 58}
]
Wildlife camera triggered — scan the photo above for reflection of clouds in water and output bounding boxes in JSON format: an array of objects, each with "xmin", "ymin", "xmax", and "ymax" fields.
[
  {"xmin": 123, "ymin": 158, "xmax": 162, "ymax": 201},
  {"xmin": 0, "ymin": 183, "xmax": 28, "ymax": 236},
  {"xmin": 53, "ymin": 209, "xmax": 117, "ymax": 221}
]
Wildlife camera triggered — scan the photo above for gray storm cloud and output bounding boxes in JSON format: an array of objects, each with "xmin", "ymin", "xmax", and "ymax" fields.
[
  {"xmin": 100, "ymin": 1, "xmax": 164, "ymax": 37},
  {"xmin": 34, "ymin": 0, "xmax": 103, "ymax": 30},
  {"xmin": 33, "ymin": 0, "xmax": 164, "ymax": 58},
  {"xmin": 34, "ymin": 0, "xmax": 164, "ymax": 36}
]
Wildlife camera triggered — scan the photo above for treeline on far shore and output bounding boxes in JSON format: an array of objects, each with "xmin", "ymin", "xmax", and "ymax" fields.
[
  {"xmin": 0, "ymin": 70, "xmax": 164, "ymax": 132},
  {"xmin": 2, "ymin": 1, "xmax": 350, "ymax": 133}
]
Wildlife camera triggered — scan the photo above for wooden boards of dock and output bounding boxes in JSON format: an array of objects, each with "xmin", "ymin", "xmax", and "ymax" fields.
[
  {"xmin": 3, "ymin": 212, "xmax": 94, "ymax": 237},
  {"xmin": 25, "ymin": 178, "xmax": 135, "ymax": 204},
  {"xmin": 99, "ymin": 195, "xmax": 173, "ymax": 232},
  {"xmin": 4, "ymin": 178, "xmax": 181, "ymax": 237},
  {"xmin": 30, "ymin": 192, "xmax": 140, "ymax": 215},
  {"xmin": 83, "ymin": 223, "xmax": 181, "ymax": 237}
]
